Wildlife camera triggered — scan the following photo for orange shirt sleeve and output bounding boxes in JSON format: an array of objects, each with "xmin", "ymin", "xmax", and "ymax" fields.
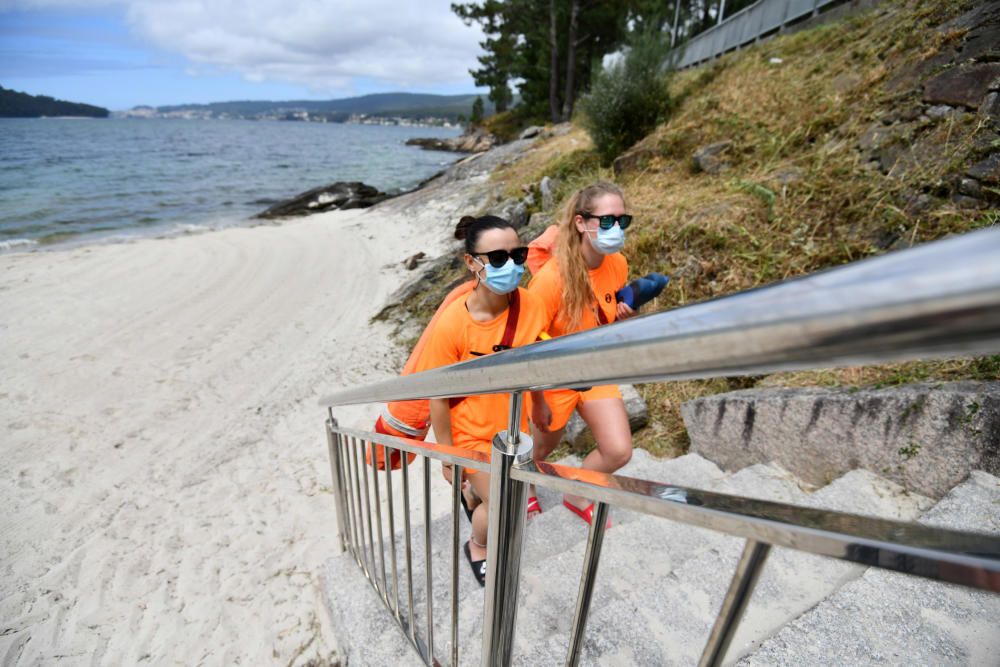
[{"xmin": 415, "ymin": 305, "xmax": 462, "ymax": 373}]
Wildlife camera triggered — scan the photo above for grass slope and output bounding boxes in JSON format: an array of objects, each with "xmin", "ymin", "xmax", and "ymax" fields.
[{"xmin": 399, "ymin": 0, "xmax": 999, "ymax": 458}]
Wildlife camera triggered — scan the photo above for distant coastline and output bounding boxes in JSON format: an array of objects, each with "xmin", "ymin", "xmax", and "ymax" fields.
[
  {"xmin": 115, "ymin": 91, "xmax": 495, "ymax": 126},
  {"xmin": 0, "ymin": 85, "xmax": 109, "ymax": 119}
]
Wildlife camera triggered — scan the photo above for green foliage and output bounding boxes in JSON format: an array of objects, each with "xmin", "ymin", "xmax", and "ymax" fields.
[
  {"xmin": 897, "ymin": 441, "xmax": 922, "ymax": 460},
  {"xmin": 0, "ymin": 85, "xmax": 108, "ymax": 118},
  {"xmin": 733, "ymin": 180, "xmax": 776, "ymax": 220},
  {"xmin": 470, "ymin": 96, "xmax": 485, "ymax": 125},
  {"xmin": 577, "ymin": 29, "xmax": 673, "ymax": 164},
  {"xmin": 452, "ymin": 1, "xmax": 637, "ymax": 122},
  {"xmin": 969, "ymin": 356, "xmax": 1000, "ymax": 379}
]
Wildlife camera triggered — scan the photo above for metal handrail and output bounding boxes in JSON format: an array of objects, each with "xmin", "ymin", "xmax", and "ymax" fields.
[
  {"xmin": 320, "ymin": 227, "xmax": 1000, "ymax": 406},
  {"xmin": 322, "ymin": 228, "xmax": 1000, "ymax": 667},
  {"xmin": 515, "ymin": 461, "xmax": 1000, "ymax": 590}
]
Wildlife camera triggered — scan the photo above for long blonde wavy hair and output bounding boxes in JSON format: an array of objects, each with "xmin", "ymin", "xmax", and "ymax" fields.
[{"xmin": 553, "ymin": 181, "xmax": 626, "ymax": 332}]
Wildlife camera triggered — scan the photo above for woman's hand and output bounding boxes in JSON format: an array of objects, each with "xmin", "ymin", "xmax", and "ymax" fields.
[
  {"xmin": 529, "ymin": 391, "xmax": 552, "ymax": 433},
  {"xmin": 616, "ymin": 301, "xmax": 636, "ymax": 320}
]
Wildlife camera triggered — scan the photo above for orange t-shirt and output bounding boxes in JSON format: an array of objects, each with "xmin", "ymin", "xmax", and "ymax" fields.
[
  {"xmin": 528, "ymin": 252, "xmax": 628, "ymax": 337},
  {"xmin": 416, "ymin": 287, "xmax": 548, "ymax": 452}
]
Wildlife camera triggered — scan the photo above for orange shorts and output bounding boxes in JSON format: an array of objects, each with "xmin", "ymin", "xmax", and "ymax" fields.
[
  {"xmin": 543, "ymin": 384, "xmax": 622, "ymax": 432},
  {"xmin": 449, "ymin": 393, "xmax": 534, "ymax": 474}
]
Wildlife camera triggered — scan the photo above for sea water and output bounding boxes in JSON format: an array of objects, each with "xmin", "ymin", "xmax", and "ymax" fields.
[{"xmin": 0, "ymin": 118, "xmax": 463, "ymax": 252}]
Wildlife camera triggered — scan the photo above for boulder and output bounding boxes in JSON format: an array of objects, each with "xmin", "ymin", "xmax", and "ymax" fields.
[
  {"xmin": 857, "ymin": 123, "xmax": 892, "ymax": 152},
  {"xmin": 681, "ymin": 382, "xmax": 1000, "ymax": 499},
  {"xmin": 922, "ymin": 63, "xmax": 1000, "ymax": 109},
  {"xmin": 967, "ymin": 152, "xmax": 1000, "ymax": 184},
  {"xmin": 981, "ymin": 92, "xmax": 1000, "ymax": 122},
  {"xmin": 952, "ymin": 193, "xmax": 990, "ymax": 209},
  {"xmin": 901, "ymin": 190, "xmax": 934, "ymax": 215},
  {"xmin": 958, "ymin": 24, "xmax": 1000, "ymax": 62},
  {"xmin": 519, "ymin": 125, "xmax": 543, "ymax": 140},
  {"xmin": 487, "ymin": 197, "xmax": 529, "ymax": 229},
  {"xmin": 561, "ymin": 384, "xmax": 649, "ymax": 449},
  {"xmin": 406, "ymin": 128, "xmax": 499, "ymax": 153},
  {"xmin": 403, "ymin": 252, "xmax": 426, "ymax": 270},
  {"xmin": 958, "ymin": 177, "xmax": 984, "ymax": 198},
  {"xmin": 925, "ymin": 104, "xmax": 956, "ymax": 120},
  {"xmin": 255, "ymin": 181, "xmax": 390, "ymax": 218},
  {"xmin": 937, "ymin": 0, "xmax": 1000, "ymax": 33},
  {"xmin": 613, "ymin": 147, "xmax": 657, "ymax": 176},
  {"xmin": 539, "ymin": 176, "xmax": 557, "ymax": 211},
  {"xmin": 692, "ymin": 141, "xmax": 732, "ymax": 174}
]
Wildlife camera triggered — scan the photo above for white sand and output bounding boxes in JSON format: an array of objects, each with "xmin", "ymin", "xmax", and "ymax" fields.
[{"xmin": 0, "ymin": 149, "xmax": 515, "ymax": 665}]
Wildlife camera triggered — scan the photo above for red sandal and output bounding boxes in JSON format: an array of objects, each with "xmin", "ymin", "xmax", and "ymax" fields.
[
  {"xmin": 563, "ymin": 500, "xmax": 611, "ymax": 529},
  {"xmin": 527, "ymin": 496, "xmax": 542, "ymax": 520}
]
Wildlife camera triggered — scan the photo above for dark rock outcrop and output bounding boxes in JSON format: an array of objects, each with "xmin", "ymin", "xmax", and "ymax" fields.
[
  {"xmin": 406, "ymin": 128, "xmax": 498, "ymax": 153},
  {"xmin": 692, "ymin": 141, "xmax": 732, "ymax": 174},
  {"xmin": 255, "ymin": 182, "xmax": 390, "ymax": 218},
  {"xmin": 519, "ymin": 125, "xmax": 543, "ymax": 140},
  {"xmin": 922, "ymin": 63, "xmax": 1000, "ymax": 109},
  {"xmin": 967, "ymin": 153, "xmax": 1000, "ymax": 184},
  {"xmin": 613, "ymin": 147, "xmax": 657, "ymax": 176},
  {"xmin": 487, "ymin": 197, "xmax": 529, "ymax": 229}
]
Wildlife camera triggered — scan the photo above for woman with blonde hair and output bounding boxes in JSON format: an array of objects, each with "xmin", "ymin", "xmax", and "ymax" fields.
[{"xmin": 527, "ymin": 181, "xmax": 636, "ymax": 525}]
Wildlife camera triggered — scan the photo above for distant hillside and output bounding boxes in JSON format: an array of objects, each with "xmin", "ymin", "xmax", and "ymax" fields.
[
  {"xmin": 152, "ymin": 92, "xmax": 496, "ymax": 121},
  {"xmin": 0, "ymin": 86, "xmax": 109, "ymax": 118}
]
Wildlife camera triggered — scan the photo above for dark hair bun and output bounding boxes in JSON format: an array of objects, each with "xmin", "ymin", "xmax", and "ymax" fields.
[{"xmin": 455, "ymin": 216, "xmax": 477, "ymax": 240}]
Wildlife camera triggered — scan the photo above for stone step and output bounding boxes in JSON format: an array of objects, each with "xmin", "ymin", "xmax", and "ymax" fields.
[
  {"xmin": 510, "ymin": 465, "xmax": 931, "ymax": 665},
  {"xmin": 738, "ymin": 471, "xmax": 1000, "ymax": 667},
  {"xmin": 508, "ymin": 462, "xmax": 818, "ymax": 665},
  {"xmin": 323, "ymin": 454, "xmax": 976, "ymax": 666},
  {"xmin": 522, "ymin": 451, "xmax": 728, "ymax": 565}
]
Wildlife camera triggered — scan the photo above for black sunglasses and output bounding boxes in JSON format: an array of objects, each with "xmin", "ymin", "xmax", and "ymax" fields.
[
  {"xmin": 580, "ymin": 212, "xmax": 633, "ymax": 230},
  {"xmin": 473, "ymin": 246, "xmax": 529, "ymax": 268}
]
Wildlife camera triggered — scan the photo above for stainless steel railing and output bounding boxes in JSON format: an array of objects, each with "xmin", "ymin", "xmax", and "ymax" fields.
[{"xmin": 322, "ymin": 227, "xmax": 1000, "ymax": 666}]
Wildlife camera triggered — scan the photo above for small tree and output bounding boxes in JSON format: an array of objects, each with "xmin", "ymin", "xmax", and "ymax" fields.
[
  {"xmin": 577, "ymin": 29, "xmax": 673, "ymax": 165},
  {"xmin": 470, "ymin": 96, "xmax": 485, "ymax": 125}
]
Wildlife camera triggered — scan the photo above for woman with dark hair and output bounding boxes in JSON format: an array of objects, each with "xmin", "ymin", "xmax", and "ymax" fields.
[
  {"xmin": 416, "ymin": 214, "xmax": 552, "ymax": 586},
  {"xmin": 527, "ymin": 181, "xmax": 637, "ymax": 526}
]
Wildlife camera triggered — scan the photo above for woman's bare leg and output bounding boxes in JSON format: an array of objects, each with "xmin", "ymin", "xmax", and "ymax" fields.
[
  {"xmin": 467, "ymin": 471, "xmax": 492, "ymax": 561},
  {"xmin": 565, "ymin": 398, "xmax": 632, "ymax": 509}
]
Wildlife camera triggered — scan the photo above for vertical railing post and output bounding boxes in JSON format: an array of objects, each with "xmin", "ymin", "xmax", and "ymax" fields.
[
  {"xmin": 325, "ymin": 409, "xmax": 348, "ymax": 552},
  {"xmin": 481, "ymin": 392, "xmax": 532, "ymax": 667},
  {"xmin": 564, "ymin": 501, "xmax": 610, "ymax": 667},
  {"xmin": 698, "ymin": 539, "xmax": 771, "ymax": 667}
]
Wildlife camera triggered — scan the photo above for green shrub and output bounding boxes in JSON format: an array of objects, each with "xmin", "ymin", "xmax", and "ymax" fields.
[{"xmin": 577, "ymin": 30, "xmax": 673, "ymax": 165}]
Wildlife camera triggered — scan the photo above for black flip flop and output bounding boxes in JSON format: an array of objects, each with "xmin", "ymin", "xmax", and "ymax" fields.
[{"xmin": 464, "ymin": 541, "xmax": 487, "ymax": 587}]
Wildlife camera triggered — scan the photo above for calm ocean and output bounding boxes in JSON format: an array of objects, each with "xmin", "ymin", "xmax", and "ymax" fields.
[{"xmin": 0, "ymin": 118, "xmax": 463, "ymax": 252}]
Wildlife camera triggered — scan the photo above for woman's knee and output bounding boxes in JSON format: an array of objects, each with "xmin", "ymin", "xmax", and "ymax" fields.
[{"xmin": 600, "ymin": 437, "xmax": 632, "ymax": 469}]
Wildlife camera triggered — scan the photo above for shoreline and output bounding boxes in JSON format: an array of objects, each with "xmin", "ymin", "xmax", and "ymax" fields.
[
  {"xmin": 0, "ymin": 119, "xmax": 466, "ymax": 257},
  {"xmin": 0, "ymin": 136, "xmax": 534, "ymax": 665}
]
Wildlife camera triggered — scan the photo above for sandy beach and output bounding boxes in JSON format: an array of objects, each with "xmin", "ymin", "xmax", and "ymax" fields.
[{"xmin": 0, "ymin": 143, "xmax": 525, "ymax": 665}]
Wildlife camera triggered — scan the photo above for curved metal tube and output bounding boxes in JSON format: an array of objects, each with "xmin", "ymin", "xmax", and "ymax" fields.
[
  {"xmin": 320, "ymin": 228, "xmax": 1000, "ymax": 407},
  {"xmin": 512, "ymin": 461, "xmax": 1000, "ymax": 592}
]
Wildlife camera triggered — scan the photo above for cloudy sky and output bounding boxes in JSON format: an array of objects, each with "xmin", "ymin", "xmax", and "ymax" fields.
[{"xmin": 0, "ymin": 0, "xmax": 488, "ymax": 109}]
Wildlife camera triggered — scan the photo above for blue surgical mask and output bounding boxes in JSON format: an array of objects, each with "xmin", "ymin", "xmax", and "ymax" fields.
[
  {"xmin": 475, "ymin": 257, "xmax": 524, "ymax": 294},
  {"xmin": 588, "ymin": 224, "xmax": 625, "ymax": 255}
]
